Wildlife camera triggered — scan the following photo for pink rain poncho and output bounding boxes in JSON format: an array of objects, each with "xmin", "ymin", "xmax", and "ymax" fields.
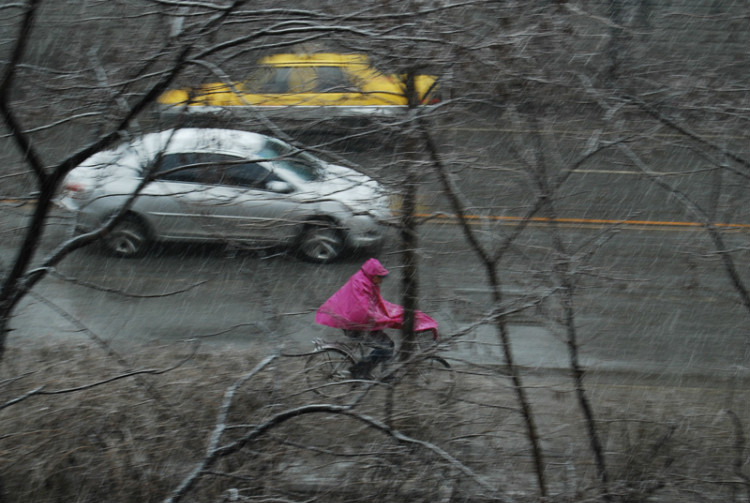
[{"xmin": 315, "ymin": 258, "xmax": 439, "ymax": 338}]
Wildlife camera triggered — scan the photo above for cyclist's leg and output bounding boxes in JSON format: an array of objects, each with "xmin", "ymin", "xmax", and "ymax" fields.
[
  {"xmin": 351, "ymin": 330, "xmax": 393, "ymax": 378},
  {"xmin": 366, "ymin": 330, "xmax": 394, "ymax": 363},
  {"xmin": 341, "ymin": 330, "xmax": 368, "ymax": 378}
]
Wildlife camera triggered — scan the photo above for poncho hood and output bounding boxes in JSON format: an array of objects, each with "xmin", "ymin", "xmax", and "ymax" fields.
[{"xmin": 361, "ymin": 257, "xmax": 389, "ymax": 279}]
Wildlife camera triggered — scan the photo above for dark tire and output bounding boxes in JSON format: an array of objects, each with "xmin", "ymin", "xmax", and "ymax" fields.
[
  {"xmin": 408, "ymin": 356, "xmax": 456, "ymax": 405},
  {"xmin": 304, "ymin": 348, "xmax": 356, "ymax": 399},
  {"xmin": 103, "ymin": 215, "xmax": 149, "ymax": 258},
  {"xmin": 297, "ymin": 220, "xmax": 346, "ymax": 263}
]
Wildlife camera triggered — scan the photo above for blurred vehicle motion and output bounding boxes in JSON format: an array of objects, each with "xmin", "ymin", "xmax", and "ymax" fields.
[
  {"xmin": 157, "ymin": 53, "xmax": 441, "ymax": 122},
  {"xmin": 58, "ymin": 128, "xmax": 391, "ymax": 263}
]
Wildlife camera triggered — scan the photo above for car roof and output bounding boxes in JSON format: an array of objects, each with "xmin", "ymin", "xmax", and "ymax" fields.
[
  {"xmin": 258, "ymin": 53, "xmax": 370, "ymax": 67},
  {"xmin": 79, "ymin": 129, "xmax": 271, "ymax": 170},
  {"xmin": 136, "ymin": 128, "xmax": 268, "ymax": 157}
]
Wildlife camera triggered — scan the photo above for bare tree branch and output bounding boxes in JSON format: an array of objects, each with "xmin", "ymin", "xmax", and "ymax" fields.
[
  {"xmin": 1, "ymin": 354, "xmax": 195, "ymax": 410},
  {"xmin": 47, "ymin": 269, "xmax": 208, "ymax": 299},
  {"xmin": 417, "ymin": 116, "xmax": 548, "ymax": 498},
  {"xmin": 165, "ymin": 352, "xmax": 502, "ymax": 503},
  {"xmin": 626, "ymin": 94, "xmax": 750, "ymax": 175}
]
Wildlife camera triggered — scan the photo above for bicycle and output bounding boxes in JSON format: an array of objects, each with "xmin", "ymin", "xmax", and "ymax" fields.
[{"xmin": 303, "ymin": 331, "xmax": 456, "ymax": 403}]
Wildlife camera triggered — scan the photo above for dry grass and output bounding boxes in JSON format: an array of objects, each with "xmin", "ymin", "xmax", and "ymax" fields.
[
  {"xmin": 1, "ymin": 343, "xmax": 239, "ymax": 502},
  {"xmin": 2, "ymin": 342, "xmax": 749, "ymax": 503},
  {"xmin": 0, "ymin": 341, "xmax": 465, "ymax": 503}
]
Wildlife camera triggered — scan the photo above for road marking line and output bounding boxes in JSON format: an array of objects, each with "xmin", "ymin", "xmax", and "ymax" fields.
[
  {"xmin": 416, "ymin": 213, "xmax": 750, "ymax": 230},
  {"xmin": 447, "ymin": 127, "xmax": 745, "ymax": 139},
  {"xmin": 572, "ymin": 168, "xmax": 641, "ymax": 175}
]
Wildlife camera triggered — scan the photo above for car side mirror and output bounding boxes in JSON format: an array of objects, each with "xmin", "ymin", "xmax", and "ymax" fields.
[{"xmin": 266, "ymin": 180, "xmax": 294, "ymax": 193}]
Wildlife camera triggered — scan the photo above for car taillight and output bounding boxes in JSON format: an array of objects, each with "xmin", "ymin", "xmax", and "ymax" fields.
[
  {"xmin": 421, "ymin": 87, "xmax": 442, "ymax": 105},
  {"xmin": 62, "ymin": 181, "xmax": 90, "ymax": 199}
]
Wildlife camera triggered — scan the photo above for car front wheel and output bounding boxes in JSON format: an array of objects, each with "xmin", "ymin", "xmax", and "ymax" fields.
[
  {"xmin": 297, "ymin": 220, "xmax": 345, "ymax": 263},
  {"xmin": 103, "ymin": 215, "xmax": 149, "ymax": 258}
]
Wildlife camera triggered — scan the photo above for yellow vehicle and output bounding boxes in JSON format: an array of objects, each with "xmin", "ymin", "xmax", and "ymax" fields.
[{"xmin": 158, "ymin": 53, "xmax": 441, "ymax": 121}]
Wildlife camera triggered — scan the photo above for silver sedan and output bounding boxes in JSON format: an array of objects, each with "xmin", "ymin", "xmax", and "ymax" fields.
[{"xmin": 58, "ymin": 128, "xmax": 391, "ymax": 263}]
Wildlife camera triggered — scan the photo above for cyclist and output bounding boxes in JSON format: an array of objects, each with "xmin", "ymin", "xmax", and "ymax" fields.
[{"xmin": 315, "ymin": 258, "xmax": 438, "ymax": 378}]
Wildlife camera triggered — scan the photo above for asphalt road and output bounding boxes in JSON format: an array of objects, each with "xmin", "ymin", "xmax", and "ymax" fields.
[
  {"xmin": 3, "ymin": 122, "xmax": 749, "ymax": 380},
  {"xmin": 5, "ymin": 203, "xmax": 747, "ymax": 382}
]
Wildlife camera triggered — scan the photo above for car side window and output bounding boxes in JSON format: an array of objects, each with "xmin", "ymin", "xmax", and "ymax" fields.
[
  {"xmin": 252, "ymin": 67, "xmax": 290, "ymax": 93},
  {"xmin": 154, "ymin": 153, "xmax": 201, "ymax": 183},
  {"xmin": 221, "ymin": 162, "xmax": 283, "ymax": 190},
  {"xmin": 155, "ymin": 153, "xmax": 241, "ymax": 185},
  {"xmin": 314, "ymin": 67, "xmax": 357, "ymax": 92},
  {"xmin": 287, "ymin": 67, "xmax": 318, "ymax": 93},
  {"xmin": 248, "ymin": 66, "xmax": 356, "ymax": 94}
]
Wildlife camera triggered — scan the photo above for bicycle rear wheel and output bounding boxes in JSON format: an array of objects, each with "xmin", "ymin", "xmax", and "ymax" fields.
[
  {"xmin": 408, "ymin": 356, "xmax": 456, "ymax": 405},
  {"xmin": 304, "ymin": 348, "xmax": 355, "ymax": 399}
]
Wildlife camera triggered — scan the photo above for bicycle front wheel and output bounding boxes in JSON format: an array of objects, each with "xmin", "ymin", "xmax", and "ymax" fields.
[
  {"xmin": 409, "ymin": 356, "xmax": 456, "ymax": 405},
  {"xmin": 304, "ymin": 348, "xmax": 355, "ymax": 399}
]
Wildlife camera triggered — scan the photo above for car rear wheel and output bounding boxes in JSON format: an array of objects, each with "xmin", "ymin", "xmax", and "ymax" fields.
[
  {"xmin": 103, "ymin": 215, "xmax": 149, "ymax": 258},
  {"xmin": 297, "ymin": 220, "xmax": 345, "ymax": 263}
]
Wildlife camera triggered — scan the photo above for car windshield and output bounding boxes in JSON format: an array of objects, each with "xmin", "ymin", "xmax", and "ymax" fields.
[{"xmin": 258, "ymin": 139, "xmax": 323, "ymax": 182}]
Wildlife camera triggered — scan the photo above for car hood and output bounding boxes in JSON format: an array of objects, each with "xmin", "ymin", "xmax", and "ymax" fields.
[{"xmin": 299, "ymin": 163, "xmax": 390, "ymax": 215}]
